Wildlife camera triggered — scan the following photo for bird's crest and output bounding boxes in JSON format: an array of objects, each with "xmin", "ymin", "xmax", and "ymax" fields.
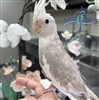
[{"xmin": 33, "ymin": 0, "xmax": 49, "ymax": 22}]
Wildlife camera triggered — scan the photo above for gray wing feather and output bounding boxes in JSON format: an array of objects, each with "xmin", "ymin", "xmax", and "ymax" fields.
[
  {"xmin": 80, "ymin": 73, "xmax": 91, "ymax": 89},
  {"xmin": 40, "ymin": 41, "xmax": 90, "ymax": 100}
]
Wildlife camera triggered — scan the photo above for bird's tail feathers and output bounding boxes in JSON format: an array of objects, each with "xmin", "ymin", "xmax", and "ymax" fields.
[
  {"xmin": 86, "ymin": 85, "xmax": 99, "ymax": 100},
  {"xmin": 71, "ymin": 92, "xmax": 91, "ymax": 100}
]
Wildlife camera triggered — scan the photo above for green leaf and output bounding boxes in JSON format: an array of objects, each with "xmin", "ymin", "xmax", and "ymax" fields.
[{"xmin": 1, "ymin": 82, "xmax": 17, "ymax": 100}]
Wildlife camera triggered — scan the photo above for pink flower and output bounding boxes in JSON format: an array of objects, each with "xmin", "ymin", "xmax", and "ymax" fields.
[
  {"xmin": 26, "ymin": 70, "xmax": 41, "ymax": 82},
  {"xmin": 22, "ymin": 70, "xmax": 41, "ymax": 98},
  {"xmin": 17, "ymin": 56, "xmax": 32, "ymax": 70},
  {"xmin": 10, "ymin": 70, "xmax": 41, "ymax": 98},
  {"xmin": 67, "ymin": 40, "xmax": 82, "ymax": 56},
  {"xmin": 10, "ymin": 72, "xmax": 25, "ymax": 92},
  {"xmin": 3, "ymin": 66, "xmax": 15, "ymax": 75}
]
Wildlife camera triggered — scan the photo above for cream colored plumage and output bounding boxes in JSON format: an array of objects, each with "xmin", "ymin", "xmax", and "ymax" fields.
[{"xmin": 32, "ymin": 0, "xmax": 99, "ymax": 100}]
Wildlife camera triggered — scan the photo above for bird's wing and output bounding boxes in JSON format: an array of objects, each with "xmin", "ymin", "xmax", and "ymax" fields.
[
  {"xmin": 80, "ymin": 73, "xmax": 90, "ymax": 89},
  {"xmin": 39, "ymin": 41, "xmax": 88, "ymax": 98}
]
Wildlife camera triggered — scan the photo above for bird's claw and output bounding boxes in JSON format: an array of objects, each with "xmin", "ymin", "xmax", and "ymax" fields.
[{"xmin": 43, "ymin": 87, "xmax": 58, "ymax": 100}]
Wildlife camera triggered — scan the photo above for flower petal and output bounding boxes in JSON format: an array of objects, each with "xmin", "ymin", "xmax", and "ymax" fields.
[
  {"xmin": 26, "ymin": 70, "xmax": 41, "ymax": 82},
  {"xmin": 61, "ymin": 33, "xmax": 66, "ymax": 38},
  {"xmin": 26, "ymin": 71, "xmax": 33, "ymax": 74},
  {"xmin": 67, "ymin": 40, "xmax": 81, "ymax": 56},
  {"xmin": 21, "ymin": 31, "xmax": 31, "ymax": 41},
  {"xmin": 33, "ymin": 70, "xmax": 41, "ymax": 82},
  {"xmin": 25, "ymin": 60, "xmax": 32, "ymax": 68},
  {"xmin": 61, "ymin": 31, "xmax": 72, "ymax": 40},
  {"xmin": 21, "ymin": 56, "xmax": 31, "ymax": 70},
  {"xmin": 94, "ymin": 0, "xmax": 99, "ymax": 9},
  {"xmin": 10, "ymin": 80, "xmax": 25, "ymax": 92},
  {"xmin": 49, "ymin": 0, "xmax": 57, "ymax": 10},
  {"xmin": 18, "ymin": 26, "xmax": 29, "ymax": 36},
  {"xmin": 3, "ymin": 66, "xmax": 15, "ymax": 75},
  {"xmin": 0, "ymin": 32, "xmax": 11, "ymax": 48},
  {"xmin": 55, "ymin": 0, "xmax": 67, "ymax": 10},
  {"xmin": 0, "ymin": 20, "xmax": 8, "ymax": 33},
  {"xmin": 96, "ymin": 10, "xmax": 99, "ymax": 20},
  {"xmin": 26, "ymin": 71, "xmax": 34, "ymax": 79},
  {"xmin": 22, "ymin": 65, "xmax": 27, "ymax": 70},
  {"xmin": 8, "ymin": 24, "xmax": 28, "ymax": 36},
  {"xmin": 66, "ymin": 33, "xmax": 73, "ymax": 40},
  {"xmin": 16, "ymin": 72, "xmax": 25, "ymax": 78},
  {"xmin": 11, "ymin": 38, "xmax": 20, "ymax": 48},
  {"xmin": 34, "ymin": 70, "xmax": 40, "ymax": 75},
  {"xmin": 7, "ymin": 24, "xmax": 21, "ymax": 48},
  {"xmin": 74, "ymin": 50, "xmax": 80, "ymax": 56}
]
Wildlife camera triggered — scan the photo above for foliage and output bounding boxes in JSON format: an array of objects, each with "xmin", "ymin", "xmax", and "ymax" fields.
[{"xmin": 1, "ymin": 82, "xmax": 17, "ymax": 100}]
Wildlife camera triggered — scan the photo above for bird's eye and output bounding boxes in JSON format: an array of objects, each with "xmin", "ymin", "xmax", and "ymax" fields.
[{"xmin": 45, "ymin": 19, "xmax": 49, "ymax": 24}]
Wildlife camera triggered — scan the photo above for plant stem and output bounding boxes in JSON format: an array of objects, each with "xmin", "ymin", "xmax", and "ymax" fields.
[{"xmin": 17, "ymin": 41, "xmax": 23, "ymax": 99}]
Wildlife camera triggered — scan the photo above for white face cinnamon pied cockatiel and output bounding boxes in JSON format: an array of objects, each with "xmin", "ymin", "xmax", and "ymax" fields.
[{"xmin": 32, "ymin": 0, "xmax": 99, "ymax": 100}]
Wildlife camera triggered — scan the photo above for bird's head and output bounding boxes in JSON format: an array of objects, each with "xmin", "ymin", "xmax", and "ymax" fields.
[{"xmin": 32, "ymin": 0, "xmax": 57, "ymax": 37}]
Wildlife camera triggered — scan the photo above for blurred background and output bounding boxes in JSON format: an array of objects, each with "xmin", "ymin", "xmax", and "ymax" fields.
[{"xmin": 0, "ymin": 0, "xmax": 99, "ymax": 99}]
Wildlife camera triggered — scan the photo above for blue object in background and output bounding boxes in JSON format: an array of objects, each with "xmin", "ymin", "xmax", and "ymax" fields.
[
  {"xmin": 76, "ymin": 6, "xmax": 85, "ymax": 32},
  {"xmin": 64, "ymin": 6, "xmax": 95, "ymax": 33}
]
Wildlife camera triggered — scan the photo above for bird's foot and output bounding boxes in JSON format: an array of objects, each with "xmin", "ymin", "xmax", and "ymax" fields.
[{"xmin": 43, "ymin": 86, "xmax": 58, "ymax": 100}]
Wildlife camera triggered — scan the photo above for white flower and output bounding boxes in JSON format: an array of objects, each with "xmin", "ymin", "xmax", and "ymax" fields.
[
  {"xmin": 96, "ymin": 10, "xmax": 99, "ymax": 20},
  {"xmin": 94, "ymin": 0, "xmax": 99, "ymax": 9},
  {"xmin": 49, "ymin": 0, "xmax": 67, "ymax": 10},
  {"xmin": 0, "ymin": 20, "xmax": 11, "ymax": 48},
  {"xmin": 0, "ymin": 32, "xmax": 11, "ymax": 48},
  {"xmin": 61, "ymin": 30, "xmax": 73, "ymax": 40},
  {"xmin": 67, "ymin": 40, "xmax": 82, "ymax": 56},
  {"xmin": 94, "ymin": 0, "xmax": 99, "ymax": 20},
  {"xmin": 0, "ymin": 20, "xmax": 8, "ymax": 33},
  {"xmin": 0, "ymin": 20, "xmax": 32, "ymax": 48},
  {"xmin": 7, "ymin": 23, "xmax": 31, "ymax": 48}
]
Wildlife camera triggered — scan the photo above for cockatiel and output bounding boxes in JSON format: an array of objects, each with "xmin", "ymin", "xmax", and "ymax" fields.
[{"xmin": 32, "ymin": 0, "xmax": 99, "ymax": 100}]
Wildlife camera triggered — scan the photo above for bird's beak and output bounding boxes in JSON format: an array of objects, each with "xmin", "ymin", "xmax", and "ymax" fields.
[{"xmin": 33, "ymin": 23, "xmax": 41, "ymax": 33}]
